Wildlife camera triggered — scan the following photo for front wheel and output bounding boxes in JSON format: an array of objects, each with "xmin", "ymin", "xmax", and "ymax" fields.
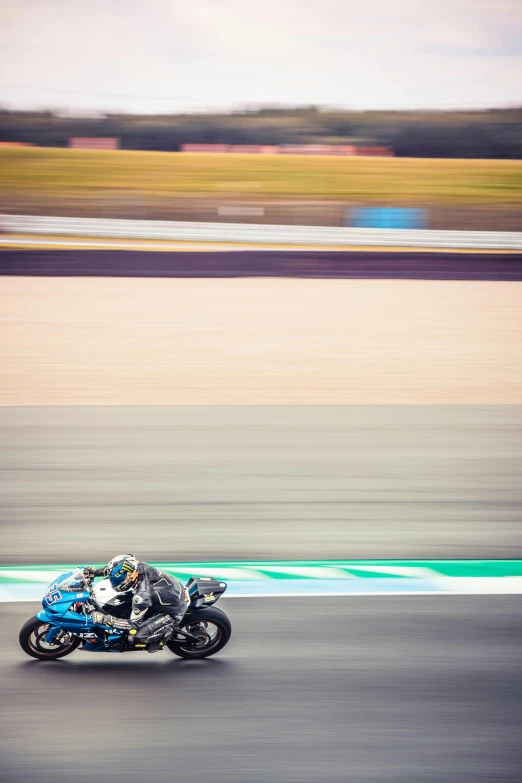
[
  {"xmin": 168, "ymin": 606, "xmax": 231, "ymax": 659},
  {"xmin": 19, "ymin": 617, "xmax": 81, "ymax": 660}
]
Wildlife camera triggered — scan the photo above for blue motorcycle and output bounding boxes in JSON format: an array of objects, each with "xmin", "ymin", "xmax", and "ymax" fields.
[{"xmin": 19, "ymin": 568, "xmax": 231, "ymax": 660}]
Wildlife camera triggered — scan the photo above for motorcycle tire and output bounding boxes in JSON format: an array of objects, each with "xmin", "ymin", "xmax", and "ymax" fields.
[
  {"xmin": 19, "ymin": 616, "xmax": 81, "ymax": 660},
  {"xmin": 168, "ymin": 606, "xmax": 231, "ymax": 659}
]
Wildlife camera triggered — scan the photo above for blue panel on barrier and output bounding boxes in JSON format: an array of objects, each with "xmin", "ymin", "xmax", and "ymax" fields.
[{"xmin": 349, "ymin": 207, "xmax": 427, "ymax": 229}]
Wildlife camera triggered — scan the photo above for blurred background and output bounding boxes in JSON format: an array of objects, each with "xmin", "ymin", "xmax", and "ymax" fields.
[
  {"xmin": 1, "ymin": 1, "xmax": 522, "ymax": 782},
  {"xmin": 0, "ymin": 111, "xmax": 521, "ymax": 231}
]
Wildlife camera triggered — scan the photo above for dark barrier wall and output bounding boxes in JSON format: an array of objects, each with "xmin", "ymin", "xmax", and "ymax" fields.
[{"xmin": 1, "ymin": 249, "xmax": 522, "ymax": 280}]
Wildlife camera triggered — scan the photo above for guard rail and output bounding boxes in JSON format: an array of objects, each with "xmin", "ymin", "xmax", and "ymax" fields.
[{"xmin": 2, "ymin": 214, "xmax": 522, "ymax": 250}]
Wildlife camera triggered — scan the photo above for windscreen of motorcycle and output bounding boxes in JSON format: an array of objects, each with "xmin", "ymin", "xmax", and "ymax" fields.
[{"xmin": 57, "ymin": 568, "xmax": 88, "ymax": 592}]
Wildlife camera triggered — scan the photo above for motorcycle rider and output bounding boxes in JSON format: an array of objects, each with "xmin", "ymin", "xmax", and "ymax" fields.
[{"xmin": 83, "ymin": 554, "xmax": 189, "ymax": 653}]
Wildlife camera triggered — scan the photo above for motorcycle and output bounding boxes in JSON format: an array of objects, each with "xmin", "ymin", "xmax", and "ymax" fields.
[{"xmin": 19, "ymin": 568, "xmax": 231, "ymax": 660}]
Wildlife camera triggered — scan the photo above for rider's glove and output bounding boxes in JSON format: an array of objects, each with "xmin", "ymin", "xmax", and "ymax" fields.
[
  {"xmin": 83, "ymin": 565, "xmax": 105, "ymax": 578},
  {"xmin": 90, "ymin": 612, "xmax": 131, "ymax": 631},
  {"xmin": 90, "ymin": 611, "xmax": 109, "ymax": 625}
]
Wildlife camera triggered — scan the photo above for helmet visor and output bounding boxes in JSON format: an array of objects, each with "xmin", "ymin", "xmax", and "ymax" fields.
[{"xmin": 110, "ymin": 565, "xmax": 137, "ymax": 592}]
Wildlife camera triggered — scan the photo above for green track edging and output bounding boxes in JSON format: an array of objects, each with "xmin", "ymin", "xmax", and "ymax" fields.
[{"xmin": 1, "ymin": 559, "xmax": 522, "ymax": 584}]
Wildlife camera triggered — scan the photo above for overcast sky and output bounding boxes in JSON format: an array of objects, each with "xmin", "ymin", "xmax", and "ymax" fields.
[{"xmin": 1, "ymin": 0, "xmax": 522, "ymax": 114}]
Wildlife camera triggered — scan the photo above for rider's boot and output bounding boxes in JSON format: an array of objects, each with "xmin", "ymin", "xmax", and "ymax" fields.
[
  {"xmin": 146, "ymin": 624, "xmax": 175, "ymax": 653},
  {"xmin": 146, "ymin": 639, "xmax": 164, "ymax": 653}
]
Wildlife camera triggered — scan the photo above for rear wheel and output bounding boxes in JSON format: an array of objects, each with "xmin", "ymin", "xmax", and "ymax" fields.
[
  {"xmin": 19, "ymin": 617, "xmax": 81, "ymax": 660},
  {"xmin": 168, "ymin": 606, "xmax": 231, "ymax": 659}
]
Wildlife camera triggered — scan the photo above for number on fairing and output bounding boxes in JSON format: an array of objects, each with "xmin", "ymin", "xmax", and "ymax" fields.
[{"xmin": 45, "ymin": 582, "xmax": 62, "ymax": 605}]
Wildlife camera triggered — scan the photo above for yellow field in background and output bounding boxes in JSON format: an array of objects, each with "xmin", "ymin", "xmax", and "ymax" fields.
[
  {"xmin": 1, "ymin": 147, "xmax": 522, "ymax": 205},
  {"xmin": 1, "ymin": 277, "xmax": 521, "ymax": 405}
]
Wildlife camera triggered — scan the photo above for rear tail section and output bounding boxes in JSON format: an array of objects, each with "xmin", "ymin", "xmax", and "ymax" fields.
[{"xmin": 185, "ymin": 577, "xmax": 227, "ymax": 608}]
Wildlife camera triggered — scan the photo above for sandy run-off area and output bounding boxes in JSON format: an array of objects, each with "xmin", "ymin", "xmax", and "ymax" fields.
[{"xmin": 1, "ymin": 276, "xmax": 521, "ymax": 404}]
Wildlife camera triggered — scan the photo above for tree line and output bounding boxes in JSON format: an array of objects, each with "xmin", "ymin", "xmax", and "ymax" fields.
[{"xmin": 1, "ymin": 106, "xmax": 521, "ymax": 158}]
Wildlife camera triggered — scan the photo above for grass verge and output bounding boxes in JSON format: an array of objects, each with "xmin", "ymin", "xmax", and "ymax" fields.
[{"xmin": 1, "ymin": 147, "xmax": 522, "ymax": 206}]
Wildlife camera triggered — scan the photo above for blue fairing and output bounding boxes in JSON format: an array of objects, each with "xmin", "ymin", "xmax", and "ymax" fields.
[{"xmin": 38, "ymin": 569, "xmax": 124, "ymax": 652}]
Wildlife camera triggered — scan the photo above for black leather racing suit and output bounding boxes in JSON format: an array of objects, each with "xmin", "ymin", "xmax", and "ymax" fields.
[{"xmin": 93, "ymin": 562, "xmax": 189, "ymax": 648}]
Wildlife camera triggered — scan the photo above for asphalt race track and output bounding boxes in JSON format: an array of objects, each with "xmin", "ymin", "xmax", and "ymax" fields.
[
  {"xmin": 2, "ymin": 406, "xmax": 522, "ymax": 563},
  {"xmin": 1, "ymin": 597, "xmax": 521, "ymax": 783}
]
